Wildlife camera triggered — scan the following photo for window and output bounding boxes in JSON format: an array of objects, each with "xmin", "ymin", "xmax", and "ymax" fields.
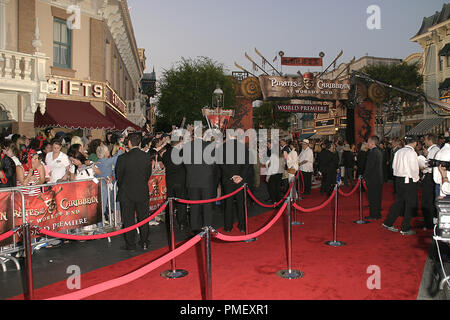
[
  {"xmin": 447, "ymin": 55, "xmax": 450, "ymax": 68},
  {"xmin": 53, "ymin": 18, "xmax": 72, "ymax": 68},
  {"xmin": 440, "ymin": 56, "xmax": 444, "ymax": 71}
]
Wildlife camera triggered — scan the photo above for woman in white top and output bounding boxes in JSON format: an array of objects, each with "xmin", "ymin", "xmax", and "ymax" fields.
[
  {"xmin": 45, "ymin": 138, "xmax": 71, "ymax": 183},
  {"xmin": 67, "ymin": 149, "xmax": 101, "ymax": 181}
]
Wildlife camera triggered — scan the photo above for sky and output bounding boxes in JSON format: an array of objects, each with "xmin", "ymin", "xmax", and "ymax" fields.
[{"xmin": 128, "ymin": 0, "xmax": 447, "ymax": 79}]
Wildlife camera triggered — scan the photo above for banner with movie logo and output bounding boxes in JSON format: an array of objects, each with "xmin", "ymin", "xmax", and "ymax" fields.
[
  {"xmin": 148, "ymin": 174, "xmax": 167, "ymax": 212},
  {"xmin": 0, "ymin": 180, "xmax": 102, "ymax": 245}
]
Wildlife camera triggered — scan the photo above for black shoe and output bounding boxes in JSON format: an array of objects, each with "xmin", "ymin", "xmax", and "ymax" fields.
[
  {"xmin": 400, "ymin": 229, "xmax": 416, "ymax": 236},
  {"xmin": 365, "ymin": 216, "xmax": 381, "ymax": 220},
  {"xmin": 382, "ymin": 223, "xmax": 398, "ymax": 233},
  {"xmin": 224, "ymin": 228, "xmax": 232, "ymax": 233},
  {"xmin": 239, "ymin": 228, "xmax": 245, "ymax": 233},
  {"xmin": 140, "ymin": 242, "xmax": 149, "ymax": 250},
  {"xmin": 120, "ymin": 245, "xmax": 136, "ymax": 252}
]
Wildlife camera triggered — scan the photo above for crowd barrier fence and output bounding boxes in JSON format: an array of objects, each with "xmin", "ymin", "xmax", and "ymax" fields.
[{"xmin": 0, "ymin": 170, "xmax": 371, "ymax": 300}]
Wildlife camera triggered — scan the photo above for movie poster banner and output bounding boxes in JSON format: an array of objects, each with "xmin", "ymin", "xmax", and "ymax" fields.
[
  {"xmin": 0, "ymin": 192, "xmax": 13, "ymax": 246},
  {"xmin": 355, "ymin": 101, "xmax": 376, "ymax": 146},
  {"xmin": 0, "ymin": 181, "xmax": 102, "ymax": 245},
  {"xmin": 149, "ymin": 174, "xmax": 167, "ymax": 212},
  {"xmin": 259, "ymin": 75, "xmax": 350, "ymax": 101}
]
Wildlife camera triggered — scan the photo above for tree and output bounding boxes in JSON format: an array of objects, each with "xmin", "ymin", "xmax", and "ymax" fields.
[
  {"xmin": 156, "ymin": 57, "xmax": 236, "ymax": 130},
  {"xmin": 253, "ymin": 101, "xmax": 291, "ymax": 130}
]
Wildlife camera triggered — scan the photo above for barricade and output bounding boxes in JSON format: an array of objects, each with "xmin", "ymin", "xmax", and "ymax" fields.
[
  {"xmin": 0, "ymin": 169, "xmax": 379, "ymax": 300},
  {"xmin": 0, "ymin": 188, "xmax": 26, "ymax": 272},
  {"xmin": 325, "ymin": 185, "xmax": 346, "ymax": 247}
]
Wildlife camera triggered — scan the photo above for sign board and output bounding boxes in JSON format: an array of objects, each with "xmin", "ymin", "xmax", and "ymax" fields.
[
  {"xmin": 275, "ymin": 104, "xmax": 329, "ymax": 113},
  {"xmin": 315, "ymin": 119, "xmax": 335, "ymax": 127},
  {"xmin": 281, "ymin": 57, "xmax": 323, "ymax": 67},
  {"xmin": 259, "ymin": 75, "xmax": 350, "ymax": 101}
]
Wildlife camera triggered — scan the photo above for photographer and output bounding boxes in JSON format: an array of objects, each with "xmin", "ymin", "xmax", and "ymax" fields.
[{"xmin": 421, "ymin": 134, "xmax": 441, "ymax": 230}]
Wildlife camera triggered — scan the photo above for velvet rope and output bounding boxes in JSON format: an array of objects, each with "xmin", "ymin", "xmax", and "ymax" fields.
[
  {"xmin": 362, "ymin": 179, "xmax": 368, "ymax": 191},
  {"xmin": 39, "ymin": 202, "xmax": 168, "ymax": 241},
  {"xmin": 338, "ymin": 179, "xmax": 361, "ymax": 197},
  {"xmin": 175, "ymin": 185, "xmax": 244, "ymax": 204},
  {"xmin": 46, "ymin": 234, "xmax": 203, "ymax": 300},
  {"xmin": 214, "ymin": 202, "xmax": 288, "ymax": 242},
  {"xmin": 292, "ymin": 189, "xmax": 337, "ymax": 213},
  {"xmin": 247, "ymin": 181, "xmax": 294, "ymax": 208},
  {"xmin": 0, "ymin": 230, "xmax": 14, "ymax": 242}
]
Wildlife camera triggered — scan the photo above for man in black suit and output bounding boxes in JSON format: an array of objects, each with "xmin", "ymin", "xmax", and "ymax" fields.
[
  {"xmin": 115, "ymin": 133, "xmax": 152, "ymax": 251},
  {"xmin": 363, "ymin": 136, "xmax": 384, "ymax": 220},
  {"xmin": 161, "ymin": 141, "xmax": 188, "ymax": 231},
  {"xmin": 319, "ymin": 141, "xmax": 339, "ymax": 196},
  {"xmin": 219, "ymin": 135, "xmax": 250, "ymax": 232},
  {"xmin": 182, "ymin": 131, "xmax": 217, "ymax": 234}
]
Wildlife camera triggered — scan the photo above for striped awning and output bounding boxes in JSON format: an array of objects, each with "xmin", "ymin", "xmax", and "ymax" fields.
[{"xmin": 405, "ymin": 118, "xmax": 446, "ymax": 136}]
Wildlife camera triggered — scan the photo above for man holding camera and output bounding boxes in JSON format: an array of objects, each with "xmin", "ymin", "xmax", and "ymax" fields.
[
  {"xmin": 421, "ymin": 134, "xmax": 440, "ymax": 230},
  {"xmin": 382, "ymin": 136, "xmax": 419, "ymax": 236}
]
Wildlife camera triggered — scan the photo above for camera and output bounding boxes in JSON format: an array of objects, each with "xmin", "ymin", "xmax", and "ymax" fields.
[
  {"xmin": 435, "ymin": 199, "xmax": 450, "ymax": 242},
  {"xmin": 428, "ymin": 159, "xmax": 450, "ymax": 170}
]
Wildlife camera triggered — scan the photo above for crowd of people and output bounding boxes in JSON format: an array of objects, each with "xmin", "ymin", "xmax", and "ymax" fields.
[{"xmin": 1, "ymin": 124, "xmax": 449, "ymax": 250}]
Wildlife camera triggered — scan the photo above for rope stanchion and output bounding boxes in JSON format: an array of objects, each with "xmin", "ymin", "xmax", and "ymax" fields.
[
  {"xmin": 39, "ymin": 202, "xmax": 168, "ymax": 241},
  {"xmin": 175, "ymin": 186, "xmax": 244, "ymax": 205},
  {"xmin": 214, "ymin": 202, "xmax": 288, "ymax": 242},
  {"xmin": 292, "ymin": 189, "xmax": 337, "ymax": 213},
  {"xmin": 161, "ymin": 198, "xmax": 189, "ymax": 279},
  {"xmin": 23, "ymin": 223, "xmax": 34, "ymax": 300},
  {"xmin": 292, "ymin": 172, "xmax": 304, "ymax": 226},
  {"xmin": 276, "ymin": 197, "xmax": 304, "ymax": 280},
  {"xmin": 338, "ymin": 179, "xmax": 361, "ymax": 197},
  {"xmin": 46, "ymin": 234, "xmax": 203, "ymax": 300},
  {"xmin": 203, "ymin": 226, "xmax": 212, "ymax": 300},
  {"xmin": 242, "ymin": 184, "xmax": 257, "ymax": 243},
  {"xmin": 325, "ymin": 185, "xmax": 346, "ymax": 247},
  {"xmin": 354, "ymin": 176, "xmax": 370, "ymax": 225}
]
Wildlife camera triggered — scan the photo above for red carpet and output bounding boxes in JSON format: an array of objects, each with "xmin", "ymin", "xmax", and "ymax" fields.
[{"xmin": 10, "ymin": 183, "xmax": 431, "ymax": 300}]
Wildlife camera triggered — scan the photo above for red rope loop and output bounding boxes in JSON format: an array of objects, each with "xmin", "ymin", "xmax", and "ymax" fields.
[
  {"xmin": 175, "ymin": 185, "xmax": 244, "ymax": 204},
  {"xmin": 46, "ymin": 234, "xmax": 203, "ymax": 300},
  {"xmin": 362, "ymin": 179, "xmax": 368, "ymax": 191},
  {"xmin": 338, "ymin": 179, "xmax": 361, "ymax": 197},
  {"xmin": 247, "ymin": 181, "xmax": 294, "ymax": 208},
  {"xmin": 0, "ymin": 230, "xmax": 14, "ymax": 242},
  {"xmin": 292, "ymin": 189, "xmax": 337, "ymax": 213},
  {"xmin": 214, "ymin": 201, "xmax": 288, "ymax": 242},
  {"xmin": 39, "ymin": 202, "xmax": 168, "ymax": 241}
]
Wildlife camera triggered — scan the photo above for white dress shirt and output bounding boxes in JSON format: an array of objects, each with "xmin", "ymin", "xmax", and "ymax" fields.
[
  {"xmin": 434, "ymin": 143, "xmax": 450, "ymax": 185},
  {"xmin": 392, "ymin": 145, "xmax": 419, "ymax": 183},
  {"xmin": 298, "ymin": 147, "xmax": 314, "ymax": 172},
  {"xmin": 266, "ymin": 153, "xmax": 284, "ymax": 176},
  {"xmin": 286, "ymin": 150, "xmax": 299, "ymax": 179}
]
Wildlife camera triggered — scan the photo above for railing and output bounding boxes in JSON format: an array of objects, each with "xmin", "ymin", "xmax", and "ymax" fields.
[{"xmin": 0, "ymin": 49, "xmax": 38, "ymax": 81}]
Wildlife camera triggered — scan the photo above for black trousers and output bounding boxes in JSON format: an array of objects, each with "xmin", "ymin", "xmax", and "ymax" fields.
[
  {"xmin": 187, "ymin": 187, "xmax": 216, "ymax": 231},
  {"xmin": 120, "ymin": 199, "xmax": 150, "ymax": 249},
  {"xmin": 301, "ymin": 171, "xmax": 312, "ymax": 194},
  {"xmin": 344, "ymin": 167, "xmax": 353, "ymax": 185},
  {"xmin": 166, "ymin": 182, "xmax": 187, "ymax": 226},
  {"xmin": 366, "ymin": 180, "xmax": 383, "ymax": 218},
  {"xmin": 223, "ymin": 182, "xmax": 245, "ymax": 230},
  {"xmin": 268, "ymin": 174, "xmax": 282, "ymax": 203},
  {"xmin": 383, "ymin": 177, "xmax": 418, "ymax": 232},
  {"xmin": 421, "ymin": 173, "xmax": 437, "ymax": 229},
  {"xmin": 321, "ymin": 171, "xmax": 336, "ymax": 196}
]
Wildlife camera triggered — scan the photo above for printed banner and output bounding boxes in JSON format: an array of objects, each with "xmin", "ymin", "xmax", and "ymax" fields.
[
  {"xmin": 275, "ymin": 104, "xmax": 329, "ymax": 113},
  {"xmin": 355, "ymin": 101, "xmax": 376, "ymax": 146},
  {"xmin": 0, "ymin": 181, "xmax": 102, "ymax": 245},
  {"xmin": 259, "ymin": 75, "xmax": 350, "ymax": 101},
  {"xmin": 281, "ymin": 57, "xmax": 323, "ymax": 67},
  {"xmin": 229, "ymin": 97, "xmax": 253, "ymax": 131},
  {"xmin": 149, "ymin": 174, "xmax": 167, "ymax": 212},
  {"xmin": 0, "ymin": 192, "xmax": 13, "ymax": 246}
]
